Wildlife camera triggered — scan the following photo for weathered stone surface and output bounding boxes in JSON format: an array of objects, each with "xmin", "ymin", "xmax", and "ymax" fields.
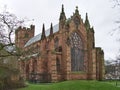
[{"xmin": 16, "ymin": 6, "xmax": 104, "ymax": 82}]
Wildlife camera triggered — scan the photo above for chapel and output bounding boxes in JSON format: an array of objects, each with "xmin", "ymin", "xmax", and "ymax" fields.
[{"xmin": 15, "ymin": 5, "xmax": 104, "ymax": 82}]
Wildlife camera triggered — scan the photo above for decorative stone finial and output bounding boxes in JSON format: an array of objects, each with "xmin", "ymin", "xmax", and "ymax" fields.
[
  {"xmin": 75, "ymin": 6, "xmax": 79, "ymax": 14},
  {"xmin": 76, "ymin": 6, "xmax": 78, "ymax": 10}
]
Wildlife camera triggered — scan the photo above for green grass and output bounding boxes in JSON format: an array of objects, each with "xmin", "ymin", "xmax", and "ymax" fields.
[{"xmin": 17, "ymin": 80, "xmax": 120, "ymax": 90}]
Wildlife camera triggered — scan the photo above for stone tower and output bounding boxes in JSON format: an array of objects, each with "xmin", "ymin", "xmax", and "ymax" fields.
[{"xmin": 15, "ymin": 25, "xmax": 35, "ymax": 49}]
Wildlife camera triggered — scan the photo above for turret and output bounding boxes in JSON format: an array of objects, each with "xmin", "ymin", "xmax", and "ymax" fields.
[
  {"xmin": 85, "ymin": 13, "xmax": 90, "ymax": 30},
  {"xmin": 50, "ymin": 23, "xmax": 53, "ymax": 36},
  {"xmin": 41, "ymin": 24, "xmax": 46, "ymax": 40},
  {"xmin": 59, "ymin": 4, "xmax": 66, "ymax": 29}
]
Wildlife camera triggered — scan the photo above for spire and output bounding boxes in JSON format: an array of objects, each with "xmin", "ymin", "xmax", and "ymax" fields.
[
  {"xmin": 62, "ymin": 4, "xmax": 64, "ymax": 13},
  {"xmin": 59, "ymin": 4, "xmax": 66, "ymax": 21},
  {"xmin": 50, "ymin": 23, "xmax": 53, "ymax": 36},
  {"xmin": 41, "ymin": 24, "xmax": 46, "ymax": 40},
  {"xmin": 85, "ymin": 13, "xmax": 90, "ymax": 30}
]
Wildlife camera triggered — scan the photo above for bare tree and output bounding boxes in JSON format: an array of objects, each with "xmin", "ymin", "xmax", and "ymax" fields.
[
  {"xmin": 112, "ymin": 0, "xmax": 120, "ymax": 7},
  {"xmin": 0, "ymin": 9, "xmax": 27, "ymax": 89},
  {"xmin": 112, "ymin": 0, "xmax": 120, "ymax": 31},
  {"xmin": 104, "ymin": 0, "xmax": 120, "ymax": 82},
  {"xmin": 111, "ymin": 0, "xmax": 120, "ymax": 50},
  {"xmin": 0, "ymin": 10, "xmax": 25, "ymax": 57}
]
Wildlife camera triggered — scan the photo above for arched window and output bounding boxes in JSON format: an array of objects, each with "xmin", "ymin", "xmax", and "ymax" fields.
[
  {"xmin": 54, "ymin": 37, "xmax": 59, "ymax": 51},
  {"xmin": 32, "ymin": 60, "xmax": 37, "ymax": 73},
  {"xmin": 56, "ymin": 57, "xmax": 60, "ymax": 73},
  {"xmin": 69, "ymin": 32, "xmax": 84, "ymax": 71}
]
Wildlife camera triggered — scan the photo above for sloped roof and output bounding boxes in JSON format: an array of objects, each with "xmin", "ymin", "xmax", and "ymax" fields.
[{"xmin": 24, "ymin": 24, "xmax": 59, "ymax": 47}]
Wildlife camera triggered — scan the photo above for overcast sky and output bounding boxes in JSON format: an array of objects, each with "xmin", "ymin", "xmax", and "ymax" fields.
[{"xmin": 0, "ymin": 0, "xmax": 119, "ymax": 60}]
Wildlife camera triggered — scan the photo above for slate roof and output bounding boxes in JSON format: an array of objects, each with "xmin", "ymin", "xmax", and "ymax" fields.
[{"xmin": 24, "ymin": 24, "xmax": 59, "ymax": 47}]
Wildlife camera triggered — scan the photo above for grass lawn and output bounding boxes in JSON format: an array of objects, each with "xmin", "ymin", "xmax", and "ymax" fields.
[{"xmin": 17, "ymin": 80, "xmax": 120, "ymax": 90}]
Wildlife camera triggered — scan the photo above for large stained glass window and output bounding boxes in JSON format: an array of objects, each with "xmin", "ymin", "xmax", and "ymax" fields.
[{"xmin": 69, "ymin": 32, "xmax": 84, "ymax": 71}]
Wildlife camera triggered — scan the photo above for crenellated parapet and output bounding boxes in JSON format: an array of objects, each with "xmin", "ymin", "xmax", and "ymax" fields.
[{"xmin": 16, "ymin": 25, "xmax": 35, "ymax": 33}]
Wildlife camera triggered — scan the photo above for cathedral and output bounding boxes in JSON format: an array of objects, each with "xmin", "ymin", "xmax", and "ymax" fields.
[{"xmin": 15, "ymin": 5, "xmax": 104, "ymax": 82}]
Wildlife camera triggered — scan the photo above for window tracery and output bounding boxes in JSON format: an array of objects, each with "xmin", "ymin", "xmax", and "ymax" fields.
[{"xmin": 70, "ymin": 32, "xmax": 84, "ymax": 71}]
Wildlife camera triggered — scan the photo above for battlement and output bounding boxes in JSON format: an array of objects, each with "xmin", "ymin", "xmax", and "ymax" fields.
[{"xmin": 16, "ymin": 25, "xmax": 35, "ymax": 33}]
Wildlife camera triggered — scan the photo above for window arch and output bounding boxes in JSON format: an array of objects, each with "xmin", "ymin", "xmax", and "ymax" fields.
[{"xmin": 69, "ymin": 32, "xmax": 84, "ymax": 71}]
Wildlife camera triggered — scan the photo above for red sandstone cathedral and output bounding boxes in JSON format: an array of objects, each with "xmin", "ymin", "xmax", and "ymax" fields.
[{"xmin": 15, "ymin": 5, "xmax": 104, "ymax": 82}]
